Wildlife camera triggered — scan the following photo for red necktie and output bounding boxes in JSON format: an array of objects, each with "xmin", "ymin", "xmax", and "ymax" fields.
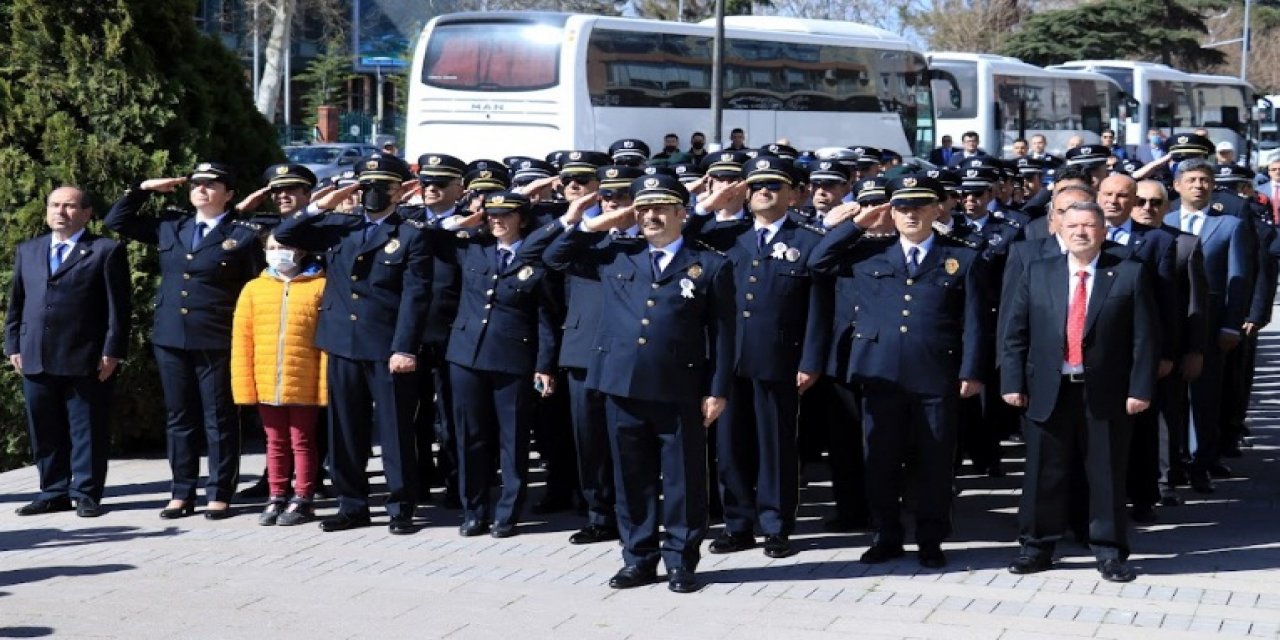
[{"xmin": 1066, "ymin": 270, "xmax": 1088, "ymax": 367}]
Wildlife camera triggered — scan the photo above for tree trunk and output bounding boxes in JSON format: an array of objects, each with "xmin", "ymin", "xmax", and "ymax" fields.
[{"xmin": 254, "ymin": 0, "xmax": 295, "ymax": 122}]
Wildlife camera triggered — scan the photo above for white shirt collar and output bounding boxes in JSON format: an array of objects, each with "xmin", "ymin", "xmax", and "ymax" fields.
[
  {"xmin": 194, "ymin": 211, "xmax": 228, "ymax": 228},
  {"xmin": 650, "ymin": 235, "xmax": 685, "ymax": 263},
  {"xmin": 52, "ymin": 228, "xmax": 86, "ymax": 248},
  {"xmin": 497, "ymin": 239, "xmax": 523, "ymax": 254},
  {"xmin": 900, "ymin": 233, "xmax": 936, "ymax": 261},
  {"xmin": 753, "ymin": 216, "xmax": 786, "ymax": 244}
]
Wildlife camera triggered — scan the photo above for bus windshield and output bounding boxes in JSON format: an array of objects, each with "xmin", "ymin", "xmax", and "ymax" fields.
[
  {"xmin": 930, "ymin": 59, "xmax": 978, "ymax": 119},
  {"xmin": 422, "ymin": 22, "xmax": 561, "ymax": 92}
]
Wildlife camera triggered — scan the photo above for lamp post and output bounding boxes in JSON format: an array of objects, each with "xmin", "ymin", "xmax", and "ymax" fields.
[{"xmin": 710, "ymin": 0, "xmax": 725, "ymax": 146}]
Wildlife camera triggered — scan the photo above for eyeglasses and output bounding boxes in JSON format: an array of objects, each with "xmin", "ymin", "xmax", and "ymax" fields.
[
  {"xmin": 420, "ymin": 179, "xmax": 455, "ymax": 189},
  {"xmin": 1135, "ymin": 197, "xmax": 1165, "ymax": 207},
  {"xmin": 560, "ymin": 175, "xmax": 595, "ymax": 186},
  {"xmin": 600, "ymin": 189, "xmax": 631, "ymax": 200},
  {"xmin": 811, "ymin": 180, "xmax": 847, "ymax": 189},
  {"xmin": 749, "ymin": 181, "xmax": 786, "ymax": 192}
]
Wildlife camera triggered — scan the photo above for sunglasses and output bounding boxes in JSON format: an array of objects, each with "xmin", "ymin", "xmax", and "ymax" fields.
[
  {"xmin": 811, "ymin": 180, "xmax": 847, "ymax": 189},
  {"xmin": 486, "ymin": 210, "xmax": 518, "ymax": 218},
  {"xmin": 560, "ymin": 175, "xmax": 595, "ymax": 186},
  {"xmin": 749, "ymin": 181, "xmax": 786, "ymax": 192},
  {"xmin": 420, "ymin": 179, "xmax": 455, "ymax": 189},
  {"xmin": 600, "ymin": 188, "xmax": 631, "ymax": 200},
  {"xmin": 190, "ymin": 179, "xmax": 221, "ymax": 188},
  {"xmin": 1135, "ymin": 197, "xmax": 1165, "ymax": 207}
]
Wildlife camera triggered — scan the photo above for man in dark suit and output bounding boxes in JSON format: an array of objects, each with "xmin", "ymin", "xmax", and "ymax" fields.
[
  {"xmin": 809, "ymin": 175, "xmax": 988, "ymax": 569},
  {"xmin": 1130, "ymin": 180, "xmax": 1208, "ymax": 507},
  {"xmin": 273, "ymin": 154, "xmax": 434, "ymax": 535},
  {"xmin": 1002, "ymin": 200, "xmax": 1158, "ymax": 583},
  {"xmin": 544, "ymin": 174, "xmax": 735, "ymax": 594},
  {"xmin": 693, "ymin": 156, "xmax": 830, "ymax": 559},
  {"xmin": 1097, "ymin": 174, "xmax": 1178, "ymax": 522},
  {"xmin": 6, "ymin": 187, "xmax": 131, "ymax": 518},
  {"xmin": 929, "ymin": 135, "xmax": 960, "ymax": 167},
  {"xmin": 105, "ymin": 162, "xmax": 265, "ymax": 520},
  {"xmin": 1164, "ymin": 158, "xmax": 1257, "ymax": 493},
  {"xmin": 947, "ymin": 131, "xmax": 989, "ymax": 167}
]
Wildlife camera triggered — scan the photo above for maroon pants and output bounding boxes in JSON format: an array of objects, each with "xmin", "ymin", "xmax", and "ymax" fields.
[{"xmin": 257, "ymin": 405, "xmax": 321, "ymax": 499}]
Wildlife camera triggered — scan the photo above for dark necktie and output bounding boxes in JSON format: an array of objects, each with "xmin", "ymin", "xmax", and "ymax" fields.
[
  {"xmin": 362, "ymin": 220, "xmax": 376, "ymax": 243},
  {"xmin": 906, "ymin": 246, "xmax": 920, "ymax": 277},
  {"xmin": 651, "ymin": 250, "xmax": 664, "ymax": 280},
  {"xmin": 50, "ymin": 242, "xmax": 67, "ymax": 273},
  {"xmin": 192, "ymin": 221, "xmax": 208, "ymax": 250},
  {"xmin": 1066, "ymin": 270, "xmax": 1089, "ymax": 367},
  {"xmin": 497, "ymin": 248, "xmax": 512, "ymax": 273},
  {"xmin": 757, "ymin": 228, "xmax": 769, "ymax": 253}
]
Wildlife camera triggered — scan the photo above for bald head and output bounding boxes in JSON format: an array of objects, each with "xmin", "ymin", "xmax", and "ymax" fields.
[{"xmin": 1098, "ymin": 174, "xmax": 1137, "ymax": 226}]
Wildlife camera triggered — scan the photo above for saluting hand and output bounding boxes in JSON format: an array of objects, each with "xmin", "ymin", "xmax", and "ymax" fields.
[
  {"xmin": 235, "ymin": 186, "xmax": 272, "ymax": 214},
  {"xmin": 583, "ymin": 203, "xmax": 635, "ymax": 233},
  {"xmin": 702, "ymin": 396, "xmax": 727, "ymax": 427},
  {"xmin": 686, "ymin": 174, "xmax": 709, "ymax": 197},
  {"xmin": 98, "ymin": 356, "xmax": 120, "ymax": 381},
  {"xmin": 389, "ymin": 353, "xmax": 417, "ymax": 374},
  {"xmin": 697, "ymin": 181, "xmax": 747, "ymax": 212},
  {"xmin": 823, "ymin": 202, "xmax": 860, "ymax": 227},
  {"xmin": 559, "ymin": 191, "xmax": 599, "ymax": 227},
  {"xmin": 516, "ymin": 175, "xmax": 559, "ymax": 200},
  {"xmin": 314, "ymin": 183, "xmax": 362, "ymax": 211},
  {"xmin": 399, "ymin": 179, "xmax": 421, "ymax": 204},
  {"xmin": 141, "ymin": 177, "xmax": 187, "ymax": 193}
]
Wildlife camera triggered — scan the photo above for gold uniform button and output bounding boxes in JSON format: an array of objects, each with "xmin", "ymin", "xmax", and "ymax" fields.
[
  {"xmin": 748, "ymin": 276, "xmax": 758, "ymax": 283},
  {"xmin": 481, "ymin": 319, "xmax": 488, "ymax": 324},
  {"xmin": 182, "ymin": 273, "xmax": 191, "ymax": 280},
  {"xmin": 484, "ymin": 304, "xmax": 491, "ymax": 309},
  {"xmin": 904, "ymin": 294, "xmax": 912, "ymax": 301},
  {"xmin": 646, "ymin": 300, "xmax": 656, "ymax": 307},
  {"xmin": 350, "ymin": 314, "xmax": 358, "ymax": 321},
  {"xmin": 745, "ymin": 293, "xmax": 754, "ymax": 301},
  {"xmin": 651, "ymin": 283, "xmax": 660, "ymax": 289},
  {"xmin": 637, "ymin": 337, "xmax": 647, "ymax": 345},
  {"xmin": 906, "ymin": 278, "xmax": 915, "ymax": 286},
  {"xmin": 752, "ymin": 259, "xmax": 760, "ymax": 267},
  {"xmin": 743, "ymin": 311, "xmax": 752, "ymax": 318},
  {"xmin": 641, "ymin": 318, "xmax": 650, "ymax": 326},
  {"xmin": 900, "ymin": 325, "xmax": 908, "ymax": 333},
  {"xmin": 185, "ymin": 253, "xmax": 194, "ymax": 261},
  {"xmin": 351, "ymin": 293, "xmax": 359, "ymax": 300},
  {"xmin": 357, "ymin": 256, "xmax": 364, "ymax": 262},
  {"xmin": 350, "ymin": 275, "xmax": 358, "ymax": 281},
  {"xmin": 902, "ymin": 309, "xmax": 910, "ymax": 317},
  {"xmin": 179, "ymin": 308, "xmax": 188, "ymax": 315},
  {"xmin": 485, "ymin": 289, "xmax": 494, "ymax": 296},
  {"xmin": 492, "ymin": 275, "xmax": 498, "ymax": 281},
  {"xmin": 180, "ymin": 291, "xmax": 188, "ymax": 298}
]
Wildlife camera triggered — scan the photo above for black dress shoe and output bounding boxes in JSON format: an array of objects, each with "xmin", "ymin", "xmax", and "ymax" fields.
[
  {"xmin": 159, "ymin": 501, "xmax": 196, "ymax": 520},
  {"xmin": 459, "ymin": 519, "xmax": 491, "ymax": 537},
  {"xmin": 1189, "ymin": 472, "xmax": 1215, "ymax": 494},
  {"xmin": 569, "ymin": 524, "xmax": 620, "ymax": 545},
  {"xmin": 75, "ymin": 498, "xmax": 104, "ymax": 518},
  {"xmin": 1130, "ymin": 504, "xmax": 1158, "ymax": 524},
  {"xmin": 1208, "ymin": 463, "xmax": 1233, "ymax": 479},
  {"xmin": 234, "ymin": 476, "xmax": 270, "ymax": 500},
  {"xmin": 389, "ymin": 515, "xmax": 417, "ymax": 535},
  {"xmin": 15, "ymin": 496, "xmax": 73, "ymax": 516},
  {"xmin": 822, "ymin": 514, "xmax": 870, "ymax": 533},
  {"xmin": 608, "ymin": 565, "xmax": 658, "ymax": 589},
  {"xmin": 708, "ymin": 531, "xmax": 756, "ymax": 554},
  {"xmin": 1159, "ymin": 492, "xmax": 1183, "ymax": 507},
  {"xmin": 1008, "ymin": 554, "xmax": 1053, "ymax": 575},
  {"xmin": 204, "ymin": 506, "xmax": 234, "ymax": 521},
  {"xmin": 490, "ymin": 524, "xmax": 516, "ymax": 538},
  {"xmin": 667, "ymin": 568, "xmax": 700, "ymax": 594},
  {"xmin": 1221, "ymin": 441, "xmax": 1244, "ymax": 458},
  {"xmin": 762, "ymin": 535, "xmax": 795, "ymax": 559},
  {"xmin": 917, "ymin": 545, "xmax": 947, "ymax": 569},
  {"xmin": 1098, "ymin": 559, "xmax": 1136, "ymax": 582},
  {"xmin": 859, "ymin": 544, "xmax": 905, "ymax": 564},
  {"xmin": 319, "ymin": 512, "xmax": 371, "ymax": 532}
]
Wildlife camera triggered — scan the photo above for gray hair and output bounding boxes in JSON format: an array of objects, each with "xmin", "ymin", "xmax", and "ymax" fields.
[
  {"xmin": 1063, "ymin": 200, "xmax": 1106, "ymax": 223},
  {"xmin": 1136, "ymin": 180, "xmax": 1168, "ymax": 200},
  {"xmin": 1174, "ymin": 158, "xmax": 1215, "ymax": 182}
]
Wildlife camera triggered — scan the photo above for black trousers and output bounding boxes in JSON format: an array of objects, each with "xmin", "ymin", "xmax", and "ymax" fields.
[
  {"xmin": 327, "ymin": 354, "xmax": 419, "ymax": 518},
  {"xmin": 414, "ymin": 343, "xmax": 455, "ymax": 493},
  {"xmin": 451, "ymin": 364, "xmax": 533, "ymax": 527},
  {"xmin": 824, "ymin": 379, "xmax": 868, "ymax": 522},
  {"xmin": 862, "ymin": 383, "xmax": 957, "ymax": 547},
  {"xmin": 605, "ymin": 395, "xmax": 707, "ymax": 572},
  {"xmin": 567, "ymin": 368, "xmax": 614, "ymax": 527},
  {"xmin": 534, "ymin": 371, "xmax": 578, "ymax": 502},
  {"xmin": 1019, "ymin": 380, "xmax": 1132, "ymax": 561},
  {"xmin": 22, "ymin": 373, "xmax": 113, "ymax": 502},
  {"xmin": 154, "ymin": 346, "xmax": 239, "ymax": 502},
  {"xmin": 1127, "ymin": 403, "xmax": 1161, "ymax": 508},
  {"xmin": 1188, "ymin": 337, "xmax": 1226, "ymax": 470},
  {"xmin": 1219, "ymin": 332, "xmax": 1257, "ymax": 450},
  {"xmin": 717, "ymin": 376, "xmax": 799, "ymax": 537},
  {"xmin": 1158, "ymin": 371, "xmax": 1192, "ymax": 486}
]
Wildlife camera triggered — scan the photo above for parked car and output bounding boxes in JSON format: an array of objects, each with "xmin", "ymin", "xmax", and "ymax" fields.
[{"xmin": 283, "ymin": 143, "xmax": 380, "ymax": 184}]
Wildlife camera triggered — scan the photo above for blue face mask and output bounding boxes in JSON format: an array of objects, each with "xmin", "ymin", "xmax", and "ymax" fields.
[{"xmin": 1149, "ymin": 135, "xmax": 1162, "ymax": 145}]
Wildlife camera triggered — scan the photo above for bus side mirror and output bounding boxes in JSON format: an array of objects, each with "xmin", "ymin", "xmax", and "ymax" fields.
[{"xmin": 950, "ymin": 89, "xmax": 962, "ymax": 109}]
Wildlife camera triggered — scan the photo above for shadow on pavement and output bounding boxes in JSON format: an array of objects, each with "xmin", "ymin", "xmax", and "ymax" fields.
[
  {"xmin": 0, "ymin": 526, "xmax": 182, "ymax": 553},
  {"xmin": 0, "ymin": 627, "xmax": 55, "ymax": 638},
  {"xmin": 0, "ymin": 563, "xmax": 134, "ymax": 592}
]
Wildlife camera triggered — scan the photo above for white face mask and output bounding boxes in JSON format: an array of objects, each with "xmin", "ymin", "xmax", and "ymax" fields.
[{"xmin": 266, "ymin": 249, "xmax": 296, "ymax": 271}]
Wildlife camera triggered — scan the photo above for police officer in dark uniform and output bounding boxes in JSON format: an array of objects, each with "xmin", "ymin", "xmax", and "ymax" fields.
[
  {"xmin": 609, "ymin": 139, "xmax": 650, "ymax": 168},
  {"xmin": 808, "ymin": 175, "xmax": 988, "ymax": 569},
  {"xmin": 697, "ymin": 156, "xmax": 830, "ymax": 559},
  {"xmin": 432, "ymin": 191, "xmax": 562, "ymax": 538},
  {"xmin": 105, "ymin": 162, "xmax": 266, "ymax": 520},
  {"xmin": 544, "ymin": 174, "xmax": 736, "ymax": 594},
  {"xmin": 272, "ymin": 154, "xmax": 433, "ymax": 535}
]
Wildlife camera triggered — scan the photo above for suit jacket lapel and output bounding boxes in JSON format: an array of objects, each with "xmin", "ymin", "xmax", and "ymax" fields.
[
  {"xmin": 1198, "ymin": 214, "xmax": 1226, "ymax": 246},
  {"xmin": 629, "ymin": 248, "xmax": 654, "ymax": 286},
  {"xmin": 659, "ymin": 245, "xmax": 695, "ymax": 283},
  {"xmin": 50, "ymin": 233, "xmax": 94, "ymax": 278},
  {"xmin": 1048, "ymin": 257, "xmax": 1069, "ymax": 347},
  {"xmin": 1084, "ymin": 255, "xmax": 1119, "ymax": 335},
  {"xmin": 360, "ymin": 214, "xmax": 397, "ymax": 254},
  {"xmin": 194, "ymin": 216, "xmax": 233, "ymax": 254}
]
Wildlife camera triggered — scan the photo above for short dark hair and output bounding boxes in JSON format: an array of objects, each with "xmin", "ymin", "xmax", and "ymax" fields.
[
  {"xmin": 962, "ymin": 131, "xmax": 979, "ymax": 141},
  {"xmin": 1175, "ymin": 157, "xmax": 1216, "ymax": 182},
  {"xmin": 1102, "ymin": 129, "xmax": 1116, "ymax": 136},
  {"xmin": 51, "ymin": 184, "xmax": 92, "ymax": 208},
  {"xmin": 1013, "ymin": 137, "xmax": 1028, "ymax": 146},
  {"xmin": 1053, "ymin": 164, "xmax": 1094, "ymax": 185},
  {"xmin": 692, "ymin": 131, "xmax": 705, "ymax": 138},
  {"xmin": 731, "ymin": 128, "xmax": 744, "ymax": 136},
  {"xmin": 664, "ymin": 133, "xmax": 678, "ymax": 139}
]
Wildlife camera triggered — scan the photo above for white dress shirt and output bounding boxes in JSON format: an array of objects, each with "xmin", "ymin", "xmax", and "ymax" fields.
[
  {"xmin": 649, "ymin": 236, "xmax": 685, "ymax": 275},
  {"xmin": 1061, "ymin": 254, "xmax": 1099, "ymax": 374}
]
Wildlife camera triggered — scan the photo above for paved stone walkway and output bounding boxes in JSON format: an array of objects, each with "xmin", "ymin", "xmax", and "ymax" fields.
[{"xmin": 2, "ymin": 335, "xmax": 1279, "ymax": 638}]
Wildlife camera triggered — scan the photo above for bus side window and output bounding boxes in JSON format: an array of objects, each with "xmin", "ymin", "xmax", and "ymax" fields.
[{"xmin": 1081, "ymin": 106, "xmax": 1103, "ymax": 134}]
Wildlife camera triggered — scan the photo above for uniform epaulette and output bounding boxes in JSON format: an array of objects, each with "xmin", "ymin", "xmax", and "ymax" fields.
[
  {"xmin": 863, "ymin": 231, "xmax": 898, "ymax": 241},
  {"xmin": 233, "ymin": 220, "xmax": 262, "ymax": 232},
  {"xmin": 163, "ymin": 205, "xmax": 189, "ymax": 216},
  {"xmin": 694, "ymin": 239, "xmax": 727, "ymax": 257},
  {"xmin": 993, "ymin": 211, "xmax": 1023, "ymax": 229},
  {"xmin": 401, "ymin": 218, "xmax": 426, "ymax": 229},
  {"xmin": 798, "ymin": 222, "xmax": 827, "ymax": 236},
  {"xmin": 938, "ymin": 232, "xmax": 980, "ymax": 249}
]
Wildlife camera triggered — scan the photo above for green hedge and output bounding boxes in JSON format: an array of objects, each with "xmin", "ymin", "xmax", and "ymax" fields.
[{"xmin": 0, "ymin": 1, "xmax": 282, "ymax": 470}]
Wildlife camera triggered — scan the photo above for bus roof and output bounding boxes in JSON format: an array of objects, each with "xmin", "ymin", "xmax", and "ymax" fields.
[{"xmin": 930, "ymin": 52, "xmax": 1122, "ymax": 85}]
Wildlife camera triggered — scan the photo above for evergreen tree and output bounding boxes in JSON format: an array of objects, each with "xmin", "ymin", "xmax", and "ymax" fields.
[
  {"xmin": 296, "ymin": 38, "xmax": 358, "ymax": 131},
  {"xmin": 0, "ymin": 0, "xmax": 281, "ymax": 469}
]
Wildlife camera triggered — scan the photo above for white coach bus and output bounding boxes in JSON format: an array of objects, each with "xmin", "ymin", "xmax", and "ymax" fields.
[
  {"xmin": 405, "ymin": 12, "xmax": 939, "ymax": 162},
  {"xmin": 1052, "ymin": 60, "xmax": 1254, "ymax": 159},
  {"xmin": 928, "ymin": 52, "xmax": 1126, "ymax": 157}
]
